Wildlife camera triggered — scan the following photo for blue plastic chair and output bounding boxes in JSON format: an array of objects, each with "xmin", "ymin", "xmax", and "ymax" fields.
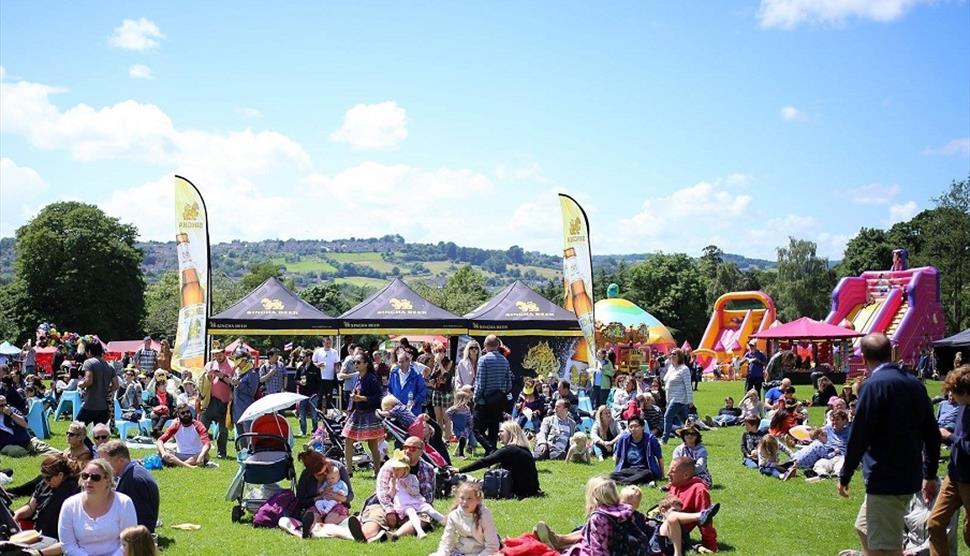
[
  {"xmin": 208, "ymin": 421, "xmax": 220, "ymax": 441},
  {"xmin": 113, "ymin": 399, "xmax": 139, "ymax": 440},
  {"xmin": 26, "ymin": 400, "xmax": 50, "ymax": 439},
  {"xmin": 54, "ymin": 390, "xmax": 81, "ymax": 421}
]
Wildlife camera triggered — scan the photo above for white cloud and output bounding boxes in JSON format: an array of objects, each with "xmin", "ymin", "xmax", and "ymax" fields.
[
  {"xmin": 780, "ymin": 105, "xmax": 807, "ymax": 121},
  {"xmin": 330, "ymin": 101, "xmax": 408, "ymax": 150},
  {"xmin": 758, "ymin": 0, "xmax": 935, "ymax": 29},
  {"xmin": 923, "ymin": 137, "xmax": 970, "ymax": 157},
  {"xmin": 0, "ymin": 158, "xmax": 49, "ymax": 236},
  {"xmin": 889, "ymin": 201, "xmax": 919, "ymax": 224},
  {"xmin": 0, "ymin": 67, "xmax": 5, "ymax": 81},
  {"xmin": 0, "ymin": 75, "xmax": 309, "ymax": 168},
  {"xmin": 839, "ymin": 183, "xmax": 901, "ymax": 205},
  {"xmin": 128, "ymin": 64, "xmax": 153, "ymax": 79},
  {"xmin": 613, "ymin": 177, "xmax": 754, "ymax": 254},
  {"xmin": 108, "ymin": 18, "xmax": 165, "ymax": 50},
  {"xmin": 236, "ymin": 107, "xmax": 262, "ymax": 118}
]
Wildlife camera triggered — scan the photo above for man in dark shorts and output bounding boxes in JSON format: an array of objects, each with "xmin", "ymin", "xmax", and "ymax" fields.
[{"xmin": 77, "ymin": 340, "xmax": 119, "ymax": 426}]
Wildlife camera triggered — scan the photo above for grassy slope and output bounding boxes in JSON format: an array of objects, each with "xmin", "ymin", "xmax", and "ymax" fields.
[{"xmin": 9, "ymin": 381, "xmax": 866, "ymax": 555}]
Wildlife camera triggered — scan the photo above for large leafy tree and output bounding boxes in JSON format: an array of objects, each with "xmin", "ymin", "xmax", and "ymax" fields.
[
  {"xmin": 768, "ymin": 238, "xmax": 836, "ymax": 321},
  {"xmin": 300, "ymin": 282, "xmax": 372, "ymax": 316},
  {"xmin": 142, "ymin": 271, "xmax": 249, "ymax": 341},
  {"xmin": 836, "ymin": 227, "xmax": 893, "ymax": 278},
  {"xmin": 623, "ymin": 253, "xmax": 709, "ymax": 343},
  {"xmin": 14, "ymin": 202, "xmax": 145, "ymax": 339}
]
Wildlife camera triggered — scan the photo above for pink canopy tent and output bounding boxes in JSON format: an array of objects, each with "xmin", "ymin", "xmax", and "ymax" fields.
[
  {"xmin": 750, "ymin": 317, "xmax": 863, "ymax": 340},
  {"xmin": 106, "ymin": 340, "xmax": 160, "ymax": 360}
]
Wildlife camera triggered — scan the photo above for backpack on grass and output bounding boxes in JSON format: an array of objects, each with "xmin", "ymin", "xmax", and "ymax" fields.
[{"xmin": 482, "ymin": 468, "xmax": 513, "ymax": 499}]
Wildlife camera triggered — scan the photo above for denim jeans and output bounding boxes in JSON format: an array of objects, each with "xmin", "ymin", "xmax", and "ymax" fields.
[
  {"xmin": 298, "ymin": 394, "xmax": 319, "ymax": 435},
  {"xmin": 742, "ymin": 456, "xmax": 758, "ymax": 469},
  {"xmin": 662, "ymin": 401, "xmax": 688, "ymax": 442}
]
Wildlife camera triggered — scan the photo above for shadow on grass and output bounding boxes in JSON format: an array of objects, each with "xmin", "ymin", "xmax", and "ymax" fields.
[
  {"xmin": 716, "ymin": 541, "xmax": 737, "ymax": 552},
  {"xmin": 157, "ymin": 536, "xmax": 175, "ymax": 550}
]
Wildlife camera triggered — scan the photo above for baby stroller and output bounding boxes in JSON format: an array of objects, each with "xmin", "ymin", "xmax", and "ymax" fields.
[
  {"xmin": 306, "ymin": 406, "xmax": 346, "ymax": 461},
  {"xmin": 230, "ymin": 413, "xmax": 296, "ymax": 523}
]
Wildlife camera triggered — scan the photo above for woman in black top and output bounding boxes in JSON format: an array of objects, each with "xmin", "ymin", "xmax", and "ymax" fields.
[
  {"xmin": 458, "ymin": 420, "xmax": 541, "ymax": 499},
  {"xmin": 12, "ymin": 453, "xmax": 80, "ymax": 539},
  {"xmin": 340, "ymin": 353, "xmax": 383, "ymax": 478}
]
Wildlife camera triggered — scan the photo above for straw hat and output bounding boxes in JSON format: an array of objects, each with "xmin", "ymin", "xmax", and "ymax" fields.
[
  {"xmin": 675, "ymin": 424, "xmax": 702, "ymax": 440},
  {"xmin": 387, "ymin": 449, "xmax": 410, "ymax": 470}
]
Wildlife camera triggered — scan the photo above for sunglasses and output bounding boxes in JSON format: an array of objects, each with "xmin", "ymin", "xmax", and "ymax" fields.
[
  {"xmin": 93, "ymin": 435, "xmax": 109, "ymax": 441},
  {"xmin": 469, "ymin": 347, "xmax": 479, "ymax": 351},
  {"xmin": 177, "ymin": 411, "xmax": 192, "ymax": 417},
  {"xmin": 403, "ymin": 445, "xmax": 421, "ymax": 452},
  {"xmin": 80, "ymin": 472, "xmax": 104, "ymax": 482},
  {"xmin": 354, "ymin": 359, "xmax": 367, "ymax": 364},
  {"xmin": 67, "ymin": 431, "xmax": 81, "ymax": 437}
]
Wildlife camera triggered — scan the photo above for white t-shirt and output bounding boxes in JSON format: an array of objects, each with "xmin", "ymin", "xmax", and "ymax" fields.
[
  {"xmin": 312, "ymin": 348, "xmax": 339, "ymax": 380},
  {"xmin": 58, "ymin": 492, "xmax": 138, "ymax": 556}
]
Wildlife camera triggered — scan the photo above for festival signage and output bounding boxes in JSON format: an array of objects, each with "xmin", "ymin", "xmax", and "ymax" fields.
[
  {"xmin": 558, "ymin": 194, "xmax": 597, "ymax": 366},
  {"xmin": 172, "ymin": 176, "xmax": 210, "ymax": 376}
]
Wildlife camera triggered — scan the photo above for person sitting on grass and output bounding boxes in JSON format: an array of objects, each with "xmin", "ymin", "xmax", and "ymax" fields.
[
  {"xmin": 155, "ymin": 402, "xmax": 211, "ymax": 468},
  {"xmin": 650, "ymin": 494, "xmax": 720, "ymax": 556},
  {"xmin": 431, "ymin": 481, "xmax": 501, "ymax": 556},
  {"xmin": 764, "ymin": 378, "xmax": 791, "ymax": 409},
  {"xmin": 342, "ymin": 436, "xmax": 436, "ymax": 543},
  {"xmin": 813, "ymin": 409, "xmax": 851, "ymax": 479},
  {"xmin": 637, "ymin": 393, "xmax": 664, "ymax": 436},
  {"xmin": 741, "ymin": 415, "xmax": 766, "ymax": 469},
  {"xmin": 768, "ymin": 398, "xmax": 805, "ymax": 443},
  {"xmin": 98, "ymin": 440, "xmax": 160, "ymax": 534},
  {"xmin": 121, "ymin": 525, "xmax": 159, "ymax": 556},
  {"xmin": 665, "ymin": 456, "xmax": 719, "ymax": 553},
  {"xmin": 672, "ymin": 425, "xmax": 712, "ymax": 488},
  {"xmin": 789, "ymin": 427, "xmax": 830, "ymax": 478},
  {"xmin": 739, "ymin": 389, "xmax": 764, "ymax": 421},
  {"xmin": 557, "ymin": 476, "xmax": 639, "ymax": 555},
  {"xmin": 590, "ymin": 405, "xmax": 621, "ymax": 461},
  {"xmin": 610, "ymin": 415, "xmax": 664, "ymax": 485},
  {"xmin": 533, "ymin": 398, "xmax": 576, "ymax": 461},
  {"xmin": 535, "ymin": 481, "xmax": 653, "ymax": 553},
  {"xmin": 11, "ymin": 453, "xmax": 80, "ymax": 540},
  {"xmin": 0, "ymin": 394, "xmax": 32, "ymax": 456},
  {"xmin": 386, "ymin": 450, "xmax": 446, "ymax": 540},
  {"xmin": 610, "ymin": 375, "xmax": 637, "ymax": 420},
  {"xmin": 757, "ymin": 435, "xmax": 795, "ymax": 480},
  {"xmin": 456, "ymin": 420, "xmax": 541, "ymax": 499},
  {"xmin": 512, "ymin": 378, "xmax": 545, "ymax": 432},
  {"xmin": 704, "ymin": 396, "xmax": 743, "ymax": 428}
]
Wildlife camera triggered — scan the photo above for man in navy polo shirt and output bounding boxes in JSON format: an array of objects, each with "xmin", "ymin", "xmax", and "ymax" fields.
[{"xmin": 838, "ymin": 333, "xmax": 941, "ymax": 556}]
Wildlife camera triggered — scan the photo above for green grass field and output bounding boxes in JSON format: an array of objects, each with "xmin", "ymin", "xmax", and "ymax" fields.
[
  {"xmin": 332, "ymin": 276, "xmax": 388, "ymax": 289},
  {"xmin": 271, "ymin": 256, "xmax": 338, "ymax": 274},
  {"xmin": 6, "ymin": 382, "xmax": 871, "ymax": 555}
]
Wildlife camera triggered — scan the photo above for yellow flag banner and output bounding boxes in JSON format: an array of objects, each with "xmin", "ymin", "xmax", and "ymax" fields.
[
  {"xmin": 173, "ymin": 176, "xmax": 210, "ymax": 376},
  {"xmin": 558, "ymin": 194, "xmax": 596, "ymax": 367}
]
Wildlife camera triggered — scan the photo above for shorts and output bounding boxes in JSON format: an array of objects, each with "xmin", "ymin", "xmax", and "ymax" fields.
[
  {"xmin": 359, "ymin": 504, "xmax": 433, "ymax": 531},
  {"xmin": 77, "ymin": 408, "xmax": 110, "ymax": 426},
  {"xmin": 854, "ymin": 493, "xmax": 911, "ymax": 551}
]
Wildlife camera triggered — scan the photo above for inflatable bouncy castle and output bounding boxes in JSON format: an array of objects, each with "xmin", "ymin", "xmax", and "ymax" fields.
[
  {"xmin": 696, "ymin": 291, "xmax": 777, "ymax": 373},
  {"xmin": 824, "ymin": 250, "xmax": 945, "ymax": 368}
]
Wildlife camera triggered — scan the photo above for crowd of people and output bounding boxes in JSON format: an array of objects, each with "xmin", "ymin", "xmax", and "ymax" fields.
[{"xmin": 0, "ymin": 328, "xmax": 966, "ymax": 555}]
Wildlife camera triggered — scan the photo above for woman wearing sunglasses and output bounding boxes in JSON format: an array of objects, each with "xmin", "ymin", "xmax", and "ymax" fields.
[
  {"xmin": 12, "ymin": 453, "xmax": 80, "ymax": 540},
  {"xmin": 57, "ymin": 459, "xmax": 137, "ymax": 556}
]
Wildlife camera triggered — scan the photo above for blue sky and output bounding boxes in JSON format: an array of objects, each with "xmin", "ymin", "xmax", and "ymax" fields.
[{"xmin": 1, "ymin": 1, "xmax": 967, "ymax": 260}]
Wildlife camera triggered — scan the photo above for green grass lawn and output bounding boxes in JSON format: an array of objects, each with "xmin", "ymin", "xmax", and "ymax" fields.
[
  {"xmin": 6, "ymin": 381, "xmax": 870, "ymax": 555},
  {"xmin": 332, "ymin": 276, "xmax": 389, "ymax": 289}
]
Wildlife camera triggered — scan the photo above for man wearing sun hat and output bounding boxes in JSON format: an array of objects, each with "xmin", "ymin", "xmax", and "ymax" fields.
[
  {"xmin": 200, "ymin": 344, "xmax": 233, "ymax": 458},
  {"xmin": 230, "ymin": 346, "xmax": 260, "ymax": 439}
]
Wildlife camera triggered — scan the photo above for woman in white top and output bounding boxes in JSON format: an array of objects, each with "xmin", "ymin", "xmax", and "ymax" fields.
[
  {"xmin": 454, "ymin": 341, "xmax": 480, "ymax": 390},
  {"xmin": 58, "ymin": 459, "xmax": 138, "ymax": 556},
  {"xmin": 661, "ymin": 349, "xmax": 693, "ymax": 443}
]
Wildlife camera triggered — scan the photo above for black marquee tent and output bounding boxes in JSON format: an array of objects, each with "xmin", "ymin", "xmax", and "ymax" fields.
[
  {"xmin": 464, "ymin": 280, "xmax": 582, "ymax": 336},
  {"xmin": 933, "ymin": 328, "xmax": 970, "ymax": 374},
  {"xmin": 338, "ymin": 278, "xmax": 467, "ymax": 335},
  {"xmin": 208, "ymin": 277, "xmax": 339, "ymax": 336}
]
